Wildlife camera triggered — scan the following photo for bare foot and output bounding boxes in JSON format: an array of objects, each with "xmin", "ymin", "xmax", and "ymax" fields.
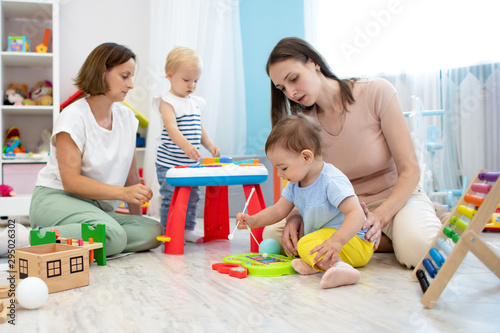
[
  {"xmin": 291, "ymin": 259, "xmax": 318, "ymax": 275},
  {"xmin": 320, "ymin": 265, "xmax": 361, "ymax": 289},
  {"xmin": 433, "ymin": 201, "xmax": 451, "ymax": 224}
]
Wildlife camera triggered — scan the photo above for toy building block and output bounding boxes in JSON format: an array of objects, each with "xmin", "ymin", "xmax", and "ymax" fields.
[
  {"xmin": 30, "ymin": 229, "xmax": 56, "ymax": 246},
  {"xmin": 81, "ymin": 223, "xmax": 106, "ymax": 266},
  {"xmin": 30, "ymin": 224, "xmax": 106, "ymax": 266},
  {"xmin": 0, "ymin": 299, "xmax": 8, "ymax": 324},
  {"xmin": 8, "ymin": 36, "xmax": 30, "ymax": 52},
  {"xmin": 0, "ymin": 286, "xmax": 8, "ymax": 299},
  {"xmin": 14, "ymin": 243, "xmax": 90, "ymax": 294}
]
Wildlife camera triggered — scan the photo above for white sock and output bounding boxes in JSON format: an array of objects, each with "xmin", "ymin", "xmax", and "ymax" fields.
[
  {"xmin": 184, "ymin": 230, "xmax": 204, "ymax": 243},
  {"xmin": 0, "ymin": 222, "xmax": 30, "ymax": 256},
  {"xmin": 320, "ymin": 260, "xmax": 361, "ymax": 289}
]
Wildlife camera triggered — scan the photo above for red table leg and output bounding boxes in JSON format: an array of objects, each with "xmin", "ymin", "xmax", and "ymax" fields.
[
  {"xmin": 243, "ymin": 184, "xmax": 266, "ymax": 252},
  {"xmin": 163, "ymin": 186, "xmax": 191, "ymax": 254},
  {"xmin": 203, "ymin": 186, "xmax": 230, "ymax": 242}
]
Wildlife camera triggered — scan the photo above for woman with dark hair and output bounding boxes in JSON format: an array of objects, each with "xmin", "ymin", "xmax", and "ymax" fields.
[
  {"xmin": 264, "ymin": 37, "xmax": 441, "ymax": 268},
  {"xmin": 30, "ymin": 43, "xmax": 162, "ymax": 256}
]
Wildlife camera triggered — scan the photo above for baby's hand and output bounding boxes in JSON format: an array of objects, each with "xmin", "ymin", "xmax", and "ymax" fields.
[
  {"xmin": 210, "ymin": 145, "xmax": 220, "ymax": 157},
  {"xmin": 309, "ymin": 237, "xmax": 343, "ymax": 267},
  {"xmin": 235, "ymin": 213, "xmax": 252, "ymax": 229},
  {"xmin": 184, "ymin": 145, "xmax": 201, "ymax": 161}
]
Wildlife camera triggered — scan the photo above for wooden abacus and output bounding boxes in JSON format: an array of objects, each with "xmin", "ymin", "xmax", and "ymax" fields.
[{"xmin": 411, "ymin": 169, "xmax": 500, "ymax": 308}]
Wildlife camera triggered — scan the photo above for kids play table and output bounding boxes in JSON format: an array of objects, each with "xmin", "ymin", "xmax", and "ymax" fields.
[{"xmin": 157, "ymin": 157, "xmax": 268, "ymax": 254}]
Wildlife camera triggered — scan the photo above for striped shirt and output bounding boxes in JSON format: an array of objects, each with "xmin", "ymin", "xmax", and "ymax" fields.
[{"xmin": 153, "ymin": 92, "xmax": 206, "ymax": 168}]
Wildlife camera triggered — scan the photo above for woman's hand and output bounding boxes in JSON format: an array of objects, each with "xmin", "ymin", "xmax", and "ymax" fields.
[
  {"xmin": 122, "ymin": 183, "xmax": 153, "ymax": 206},
  {"xmin": 282, "ymin": 213, "xmax": 304, "ymax": 257},
  {"xmin": 361, "ymin": 202, "xmax": 383, "ymax": 249}
]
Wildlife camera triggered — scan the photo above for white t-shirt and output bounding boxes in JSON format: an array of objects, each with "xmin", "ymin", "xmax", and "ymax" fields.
[{"xmin": 36, "ymin": 97, "xmax": 138, "ymax": 211}]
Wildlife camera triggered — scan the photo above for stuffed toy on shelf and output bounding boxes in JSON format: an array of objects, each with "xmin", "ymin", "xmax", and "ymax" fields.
[
  {"xmin": 0, "ymin": 184, "xmax": 16, "ymax": 197},
  {"xmin": 28, "ymin": 80, "xmax": 53, "ymax": 105},
  {"xmin": 3, "ymin": 127, "xmax": 27, "ymax": 155},
  {"xmin": 3, "ymin": 83, "xmax": 27, "ymax": 105}
]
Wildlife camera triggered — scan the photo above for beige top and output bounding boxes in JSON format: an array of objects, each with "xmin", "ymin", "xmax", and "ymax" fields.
[{"xmin": 310, "ymin": 78, "xmax": 398, "ymax": 204}]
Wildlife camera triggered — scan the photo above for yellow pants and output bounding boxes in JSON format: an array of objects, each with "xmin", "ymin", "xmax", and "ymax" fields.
[{"xmin": 297, "ymin": 228, "xmax": 374, "ymax": 272}]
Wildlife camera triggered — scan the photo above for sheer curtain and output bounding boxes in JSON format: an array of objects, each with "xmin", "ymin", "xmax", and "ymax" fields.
[
  {"xmin": 441, "ymin": 64, "xmax": 500, "ymax": 180},
  {"xmin": 304, "ymin": 0, "xmax": 500, "ymax": 202},
  {"xmin": 144, "ymin": 0, "xmax": 246, "ymax": 217}
]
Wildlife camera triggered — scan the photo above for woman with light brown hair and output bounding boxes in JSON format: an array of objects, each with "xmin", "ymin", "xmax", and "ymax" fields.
[{"xmin": 30, "ymin": 43, "xmax": 162, "ymax": 256}]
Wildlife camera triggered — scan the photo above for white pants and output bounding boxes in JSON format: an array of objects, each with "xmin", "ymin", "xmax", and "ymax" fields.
[{"xmin": 263, "ymin": 187, "xmax": 441, "ymax": 268}]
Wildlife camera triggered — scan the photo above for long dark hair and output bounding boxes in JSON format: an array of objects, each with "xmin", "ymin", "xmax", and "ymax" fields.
[{"xmin": 266, "ymin": 37, "xmax": 356, "ymax": 127}]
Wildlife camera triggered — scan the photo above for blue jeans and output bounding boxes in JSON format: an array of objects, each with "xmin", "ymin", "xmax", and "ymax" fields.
[{"xmin": 156, "ymin": 164, "xmax": 200, "ymax": 231}]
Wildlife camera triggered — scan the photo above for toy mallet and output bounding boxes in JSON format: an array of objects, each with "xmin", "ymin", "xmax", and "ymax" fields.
[{"xmin": 228, "ymin": 188, "xmax": 255, "ymax": 240}]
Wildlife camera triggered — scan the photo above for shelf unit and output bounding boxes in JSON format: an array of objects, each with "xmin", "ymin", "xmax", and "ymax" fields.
[{"xmin": 0, "ymin": 0, "xmax": 59, "ymax": 210}]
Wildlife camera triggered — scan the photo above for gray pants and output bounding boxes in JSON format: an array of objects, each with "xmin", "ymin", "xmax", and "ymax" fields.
[{"xmin": 29, "ymin": 186, "xmax": 162, "ymax": 256}]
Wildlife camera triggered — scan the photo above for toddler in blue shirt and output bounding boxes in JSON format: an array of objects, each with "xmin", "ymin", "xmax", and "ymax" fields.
[{"xmin": 237, "ymin": 114, "xmax": 374, "ymax": 288}]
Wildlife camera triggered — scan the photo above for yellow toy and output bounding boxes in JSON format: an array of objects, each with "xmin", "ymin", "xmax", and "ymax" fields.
[{"xmin": 122, "ymin": 100, "xmax": 149, "ymax": 128}]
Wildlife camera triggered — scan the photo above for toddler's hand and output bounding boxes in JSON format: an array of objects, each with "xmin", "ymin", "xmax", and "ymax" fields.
[
  {"xmin": 184, "ymin": 145, "xmax": 201, "ymax": 161},
  {"xmin": 309, "ymin": 237, "xmax": 342, "ymax": 267},
  {"xmin": 210, "ymin": 145, "xmax": 220, "ymax": 157},
  {"xmin": 235, "ymin": 213, "xmax": 252, "ymax": 229}
]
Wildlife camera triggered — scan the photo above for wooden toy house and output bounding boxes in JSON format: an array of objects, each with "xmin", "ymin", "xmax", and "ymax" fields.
[{"xmin": 14, "ymin": 243, "xmax": 90, "ymax": 293}]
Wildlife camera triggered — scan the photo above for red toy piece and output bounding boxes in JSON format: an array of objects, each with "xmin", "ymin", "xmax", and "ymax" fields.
[
  {"xmin": 50, "ymin": 228, "xmax": 61, "ymax": 239},
  {"xmin": 212, "ymin": 263, "xmax": 248, "ymax": 279},
  {"xmin": 60, "ymin": 90, "xmax": 85, "ymax": 111}
]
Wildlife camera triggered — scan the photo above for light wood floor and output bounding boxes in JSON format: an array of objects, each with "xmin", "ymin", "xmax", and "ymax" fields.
[{"xmin": 1, "ymin": 219, "xmax": 500, "ymax": 333}]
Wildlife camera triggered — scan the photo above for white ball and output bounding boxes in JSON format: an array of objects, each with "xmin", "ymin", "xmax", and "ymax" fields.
[
  {"xmin": 263, "ymin": 253, "xmax": 269, "ymax": 258},
  {"xmin": 227, "ymin": 234, "xmax": 234, "ymax": 240},
  {"xmin": 16, "ymin": 277, "xmax": 49, "ymax": 309}
]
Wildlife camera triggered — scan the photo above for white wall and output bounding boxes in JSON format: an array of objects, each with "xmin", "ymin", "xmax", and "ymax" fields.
[{"xmin": 59, "ymin": 0, "xmax": 151, "ymax": 120}]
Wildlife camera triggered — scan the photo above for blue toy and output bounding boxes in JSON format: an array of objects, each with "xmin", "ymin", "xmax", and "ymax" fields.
[
  {"xmin": 8, "ymin": 36, "xmax": 31, "ymax": 52},
  {"xmin": 258, "ymin": 238, "xmax": 281, "ymax": 255}
]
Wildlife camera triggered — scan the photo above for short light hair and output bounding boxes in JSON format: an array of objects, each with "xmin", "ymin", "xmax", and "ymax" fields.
[
  {"xmin": 165, "ymin": 46, "xmax": 202, "ymax": 74},
  {"xmin": 265, "ymin": 114, "xmax": 323, "ymax": 156},
  {"xmin": 74, "ymin": 42, "xmax": 135, "ymax": 96}
]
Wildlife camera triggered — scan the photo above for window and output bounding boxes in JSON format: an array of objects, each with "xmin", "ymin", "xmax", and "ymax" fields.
[
  {"xmin": 70, "ymin": 256, "xmax": 84, "ymax": 273},
  {"xmin": 19, "ymin": 259, "xmax": 28, "ymax": 279},
  {"xmin": 305, "ymin": 0, "xmax": 500, "ymax": 76},
  {"xmin": 47, "ymin": 260, "xmax": 61, "ymax": 278}
]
